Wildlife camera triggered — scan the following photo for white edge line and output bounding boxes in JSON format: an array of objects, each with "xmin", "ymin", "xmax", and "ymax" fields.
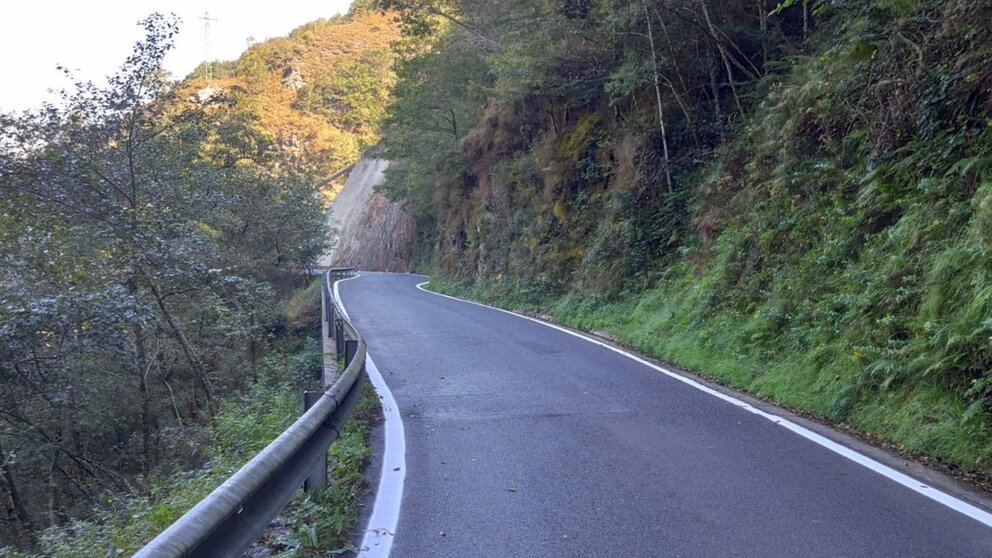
[
  {"xmin": 334, "ymin": 275, "xmax": 407, "ymax": 557},
  {"xmin": 414, "ymin": 280, "xmax": 992, "ymax": 528}
]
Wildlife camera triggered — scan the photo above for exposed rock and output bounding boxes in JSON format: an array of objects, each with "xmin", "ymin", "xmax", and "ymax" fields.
[
  {"xmin": 319, "ymin": 155, "xmax": 415, "ymax": 272},
  {"xmin": 282, "ymin": 65, "xmax": 306, "ymax": 91},
  {"xmin": 339, "ymin": 187, "xmax": 416, "ymax": 272},
  {"xmin": 189, "ymin": 86, "xmax": 226, "ymax": 105}
]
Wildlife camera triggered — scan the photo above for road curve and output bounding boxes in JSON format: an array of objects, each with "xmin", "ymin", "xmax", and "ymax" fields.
[{"xmin": 340, "ymin": 272, "xmax": 992, "ymax": 557}]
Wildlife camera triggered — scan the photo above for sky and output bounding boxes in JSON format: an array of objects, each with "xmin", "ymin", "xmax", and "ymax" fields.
[{"xmin": 0, "ymin": 0, "xmax": 355, "ymax": 113}]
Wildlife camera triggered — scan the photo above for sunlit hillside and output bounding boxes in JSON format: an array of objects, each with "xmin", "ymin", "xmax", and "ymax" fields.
[{"xmin": 176, "ymin": 10, "xmax": 400, "ymax": 181}]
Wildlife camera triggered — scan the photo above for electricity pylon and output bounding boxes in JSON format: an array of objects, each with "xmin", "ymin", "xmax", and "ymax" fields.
[{"xmin": 199, "ymin": 11, "xmax": 218, "ymax": 80}]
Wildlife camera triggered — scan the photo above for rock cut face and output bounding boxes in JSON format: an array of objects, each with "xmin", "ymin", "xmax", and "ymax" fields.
[{"xmin": 319, "ymin": 157, "xmax": 415, "ymax": 272}]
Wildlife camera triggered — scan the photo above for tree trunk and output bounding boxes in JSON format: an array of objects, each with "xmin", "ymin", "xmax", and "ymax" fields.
[
  {"xmin": 46, "ymin": 450, "xmax": 58, "ymax": 528},
  {"xmin": 127, "ymin": 276, "xmax": 154, "ymax": 474},
  {"xmin": 0, "ymin": 439, "xmax": 34, "ymax": 548},
  {"xmin": 147, "ymin": 279, "xmax": 214, "ymax": 412},
  {"xmin": 654, "ymin": 9, "xmax": 698, "ymax": 146},
  {"xmin": 645, "ymin": 6, "xmax": 673, "ymax": 193},
  {"xmin": 248, "ymin": 338, "xmax": 257, "ymax": 371},
  {"xmin": 709, "ymin": 49, "xmax": 724, "ymax": 136},
  {"xmin": 699, "ymin": 0, "xmax": 744, "ymax": 118},
  {"xmin": 164, "ymin": 377, "xmax": 184, "ymax": 427},
  {"xmin": 758, "ymin": 0, "xmax": 769, "ymax": 69},
  {"xmin": 0, "ymin": 473, "xmax": 26, "ymax": 548},
  {"xmin": 139, "ymin": 351, "xmax": 152, "ymax": 474}
]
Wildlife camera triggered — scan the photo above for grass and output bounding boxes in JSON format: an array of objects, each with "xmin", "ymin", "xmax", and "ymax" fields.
[{"xmin": 424, "ymin": 275, "xmax": 992, "ymax": 480}]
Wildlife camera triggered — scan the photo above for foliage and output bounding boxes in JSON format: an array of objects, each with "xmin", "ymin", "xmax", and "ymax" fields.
[
  {"xmin": 390, "ymin": 0, "xmax": 992, "ymax": 475},
  {"xmin": 381, "ymin": 0, "xmax": 799, "ymax": 287},
  {"xmin": 0, "ymin": 14, "xmax": 328, "ymax": 549},
  {"xmin": 378, "ymin": 23, "xmax": 492, "ymax": 234},
  {"xmin": 0, "ymin": 341, "xmax": 377, "ymax": 557},
  {"xmin": 284, "ymin": 279, "xmax": 324, "ymax": 333},
  {"xmin": 184, "ymin": 10, "xmax": 401, "ymax": 180}
]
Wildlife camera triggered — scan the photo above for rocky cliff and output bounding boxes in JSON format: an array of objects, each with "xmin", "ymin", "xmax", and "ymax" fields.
[{"xmin": 319, "ymin": 155, "xmax": 415, "ymax": 272}]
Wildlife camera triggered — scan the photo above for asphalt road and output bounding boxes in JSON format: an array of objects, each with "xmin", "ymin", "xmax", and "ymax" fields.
[{"xmin": 339, "ymin": 272, "xmax": 992, "ymax": 557}]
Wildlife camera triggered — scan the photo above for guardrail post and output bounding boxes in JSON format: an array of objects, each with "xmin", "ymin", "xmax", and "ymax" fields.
[
  {"xmin": 335, "ymin": 318, "xmax": 345, "ymax": 358},
  {"xmin": 344, "ymin": 339, "xmax": 358, "ymax": 368},
  {"xmin": 325, "ymin": 286, "xmax": 333, "ymax": 324},
  {"xmin": 323, "ymin": 285, "xmax": 333, "ymax": 339},
  {"xmin": 327, "ymin": 303, "xmax": 335, "ymax": 339},
  {"xmin": 303, "ymin": 391, "xmax": 327, "ymax": 494}
]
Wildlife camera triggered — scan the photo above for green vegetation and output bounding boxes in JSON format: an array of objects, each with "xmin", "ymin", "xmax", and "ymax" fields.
[
  {"xmin": 0, "ymin": 9, "xmax": 386, "ymax": 552},
  {"xmin": 0, "ymin": 336, "xmax": 378, "ymax": 557},
  {"xmin": 381, "ymin": 0, "xmax": 992, "ymax": 476}
]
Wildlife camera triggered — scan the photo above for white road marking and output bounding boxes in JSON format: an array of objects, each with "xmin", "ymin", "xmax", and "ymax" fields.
[
  {"xmin": 414, "ymin": 280, "xmax": 992, "ymax": 528},
  {"xmin": 335, "ymin": 275, "xmax": 407, "ymax": 557}
]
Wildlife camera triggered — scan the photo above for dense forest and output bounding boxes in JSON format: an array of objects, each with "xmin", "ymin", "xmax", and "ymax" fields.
[
  {"xmin": 0, "ymin": 9, "xmax": 393, "ymax": 555},
  {"xmin": 377, "ymin": 0, "xmax": 992, "ymax": 477}
]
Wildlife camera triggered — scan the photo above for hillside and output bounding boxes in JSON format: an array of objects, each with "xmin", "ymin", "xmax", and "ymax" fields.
[
  {"xmin": 175, "ymin": 10, "xmax": 400, "ymax": 180},
  {"xmin": 381, "ymin": 0, "xmax": 992, "ymax": 477}
]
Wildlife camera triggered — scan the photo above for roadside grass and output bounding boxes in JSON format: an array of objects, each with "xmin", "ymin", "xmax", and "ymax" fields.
[
  {"xmin": 424, "ymin": 276, "xmax": 992, "ymax": 480},
  {"xmin": 258, "ymin": 383, "xmax": 378, "ymax": 557}
]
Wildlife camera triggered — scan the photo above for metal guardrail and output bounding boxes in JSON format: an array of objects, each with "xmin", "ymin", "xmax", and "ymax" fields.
[{"xmin": 134, "ymin": 269, "xmax": 365, "ymax": 558}]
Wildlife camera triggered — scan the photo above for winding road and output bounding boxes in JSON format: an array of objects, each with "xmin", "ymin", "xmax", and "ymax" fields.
[{"xmin": 339, "ymin": 272, "xmax": 992, "ymax": 557}]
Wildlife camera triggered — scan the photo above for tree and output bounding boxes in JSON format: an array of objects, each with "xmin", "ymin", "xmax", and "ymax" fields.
[
  {"xmin": 0, "ymin": 14, "xmax": 325, "ymax": 545},
  {"xmin": 379, "ymin": 14, "xmax": 493, "ymax": 219}
]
